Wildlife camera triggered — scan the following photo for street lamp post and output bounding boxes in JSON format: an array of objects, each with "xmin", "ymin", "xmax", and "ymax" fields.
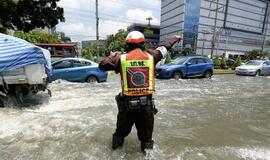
[{"xmin": 95, "ymin": 0, "xmax": 100, "ymax": 60}]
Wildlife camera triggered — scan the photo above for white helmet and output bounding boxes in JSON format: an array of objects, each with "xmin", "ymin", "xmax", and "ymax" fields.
[{"xmin": 125, "ymin": 31, "xmax": 145, "ymax": 44}]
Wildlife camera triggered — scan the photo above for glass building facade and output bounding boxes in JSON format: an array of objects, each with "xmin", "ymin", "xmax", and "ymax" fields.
[
  {"xmin": 183, "ymin": 0, "xmax": 200, "ymax": 48},
  {"xmin": 160, "ymin": 0, "xmax": 270, "ymax": 56}
]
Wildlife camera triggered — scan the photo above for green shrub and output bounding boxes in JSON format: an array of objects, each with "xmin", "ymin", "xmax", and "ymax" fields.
[
  {"xmin": 244, "ymin": 49, "xmax": 270, "ymax": 60},
  {"xmin": 213, "ymin": 57, "xmax": 221, "ymax": 68},
  {"xmin": 214, "ymin": 66, "xmax": 221, "ymax": 69},
  {"xmin": 220, "ymin": 56, "xmax": 228, "ymax": 69},
  {"xmin": 232, "ymin": 56, "xmax": 242, "ymax": 70},
  {"xmin": 82, "ymin": 48, "xmax": 94, "ymax": 61},
  {"xmin": 223, "ymin": 66, "xmax": 229, "ymax": 70}
]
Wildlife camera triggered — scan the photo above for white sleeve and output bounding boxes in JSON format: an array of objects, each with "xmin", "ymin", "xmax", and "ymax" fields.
[{"xmin": 156, "ymin": 46, "xmax": 168, "ymax": 59}]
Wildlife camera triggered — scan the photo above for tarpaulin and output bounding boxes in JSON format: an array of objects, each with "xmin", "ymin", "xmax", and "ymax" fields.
[{"xmin": 0, "ymin": 33, "xmax": 51, "ymax": 74}]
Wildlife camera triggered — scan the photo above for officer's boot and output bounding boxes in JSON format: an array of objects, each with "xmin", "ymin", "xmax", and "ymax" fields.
[
  {"xmin": 141, "ymin": 140, "xmax": 154, "ymax": 152},
  {"xmin": 112, "ymin": 134, "xmax": 124, "ymax": 150}
]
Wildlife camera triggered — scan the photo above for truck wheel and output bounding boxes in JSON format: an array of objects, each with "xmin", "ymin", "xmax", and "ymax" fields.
[{"xmin": 173, "ymin": 71, "xmax": 182, "ymax": 80}]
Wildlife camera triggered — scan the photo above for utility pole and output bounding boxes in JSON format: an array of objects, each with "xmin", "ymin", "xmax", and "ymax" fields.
[
  {"xmin": 96, "ymin": 0, "xmax": 99, "ymax": 60},
  {"xmin": 262, "ymin": 4, "xmax": 270, "ymax": 51},
  {"xmin": 210, "ymin": 0, "xmax": 219, "ymax": 59}
]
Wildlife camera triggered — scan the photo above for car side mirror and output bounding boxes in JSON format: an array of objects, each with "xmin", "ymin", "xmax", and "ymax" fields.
[{"xmin": 186, "ymin": 62, "xmax": 192, "ymax": 65}]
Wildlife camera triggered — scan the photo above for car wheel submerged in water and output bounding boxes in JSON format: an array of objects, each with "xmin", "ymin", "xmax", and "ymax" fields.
[
  {"xmin": 155, "ymin": 56, "xmax": 214, "ymax": 80},
  {"xmin": 204, "ymin": 70, "xmax": 212, "ymax": 79},
  {"xmin": 86, "ymin": 76, "xmax": 97, "ymax": 83},
  {"xmin": 255, "ymin": 70, "xmax": 261, "ymax": 76},
  {"xmin": 173, "ymin": 71, "xmax": 182, "ymax": 80}
]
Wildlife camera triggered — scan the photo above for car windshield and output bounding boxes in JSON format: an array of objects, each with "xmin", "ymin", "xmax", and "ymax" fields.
[
  {"xmin": 245, "ymin": 61, "xmax": 262, "ymax": 66},
  {"xmin": 170, "ymin": 57, "xmax": 188, "ymax": 65}
]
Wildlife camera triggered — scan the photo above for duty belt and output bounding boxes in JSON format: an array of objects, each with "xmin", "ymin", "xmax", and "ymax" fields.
[
  {"xmin": 115, "ymin": 93, "xmax": 154, "ymax": 111},
  {"xmin": 126, "ymin": 96, "xmax": 152, "ymax": 110}
]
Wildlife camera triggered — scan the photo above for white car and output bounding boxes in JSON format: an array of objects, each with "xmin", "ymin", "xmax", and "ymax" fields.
[{"xmin": 235, "ymin": 60, "xmax": 270, "ymax": 76}]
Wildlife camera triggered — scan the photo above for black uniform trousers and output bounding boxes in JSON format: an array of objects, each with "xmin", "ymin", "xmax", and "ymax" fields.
[{"xmin": 114, "ymin": 94, "xmax": 154, "ymax": 143}]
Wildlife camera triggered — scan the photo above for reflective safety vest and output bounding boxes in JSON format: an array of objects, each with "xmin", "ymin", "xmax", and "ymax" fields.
[{"xmin": 120, "ymin": 49, "xmax": 155, "ymax": 96}]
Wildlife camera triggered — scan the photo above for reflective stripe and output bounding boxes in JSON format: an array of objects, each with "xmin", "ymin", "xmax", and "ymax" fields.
[
  {"xmin": 121, "ymin": 54, "xmax": 128, "ymax": 91},
  {"xmin": 125, "ymin": 37, "xmax": 145, "ymax": 44},
  {"xmin": 156, "ymin": 46, "xmax": 168, "ymax": 59},
  {"xmin": 120, "ymin": 51, "xmax": 155, "ymax": 96}
]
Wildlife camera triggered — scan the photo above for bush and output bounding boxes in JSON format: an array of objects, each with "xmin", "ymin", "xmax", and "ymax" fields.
[
  {"xmin": 244, "ymin": 49, "xmax": 270, "ymax": 60},
  {"xmin": 232, "ymin": 56, "xmax": 242, "ymax": 69},
  {"xmin": 223, "ymin": 66, "xmax": 229, "ymax": 70},
  {"xmin": 214, "ymin": 66, "xmax": 221, "ymax": 69},
  {"xmin": 82, "ymin": 48, "xmax": 94, "ymax": 61},
  {"xmin": 213, "ymin": 57, "xmax": 221, "ymax": 68},
  {"xmin": 220, "ymin": 56, "xmax": 228, "ymax": 69}
]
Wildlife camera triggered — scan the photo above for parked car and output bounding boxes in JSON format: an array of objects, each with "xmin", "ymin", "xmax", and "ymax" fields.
[
  {"xmin": 226, "ymin": 59, "xmax": 235, "ymax": 67},
  {"xmin": 235, "ymin": 60, "xmax": 270, "ymax": 76},
  {"xmin": 155, "ymin": 56, "xmax": 214, "ymax": 79},
  {"xmin": 49, "ymin": 58, "xmax": 108, "ymax": 83}
]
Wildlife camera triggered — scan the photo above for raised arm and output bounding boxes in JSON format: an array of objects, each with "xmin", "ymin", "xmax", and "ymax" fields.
[
  {"xmin": 148, "ymin": 35, "xmax": 181, "ymax": 65},
  {"xmin": 99, "ymin": 51, "xmax": 120, "ymax": 73}
]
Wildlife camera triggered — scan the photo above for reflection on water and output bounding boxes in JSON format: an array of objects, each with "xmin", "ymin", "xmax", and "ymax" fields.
[{"xmin": 0, "ymin": 75, "xmax": 270, "ymax": 160}]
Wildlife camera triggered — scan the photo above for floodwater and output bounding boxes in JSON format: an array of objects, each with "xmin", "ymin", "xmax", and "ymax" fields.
[{"xmin": 0, "ymin": 74, "xmax": 270, "ymax": 160}]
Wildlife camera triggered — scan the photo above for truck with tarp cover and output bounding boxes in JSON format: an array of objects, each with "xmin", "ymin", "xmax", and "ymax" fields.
[{"xmin": 0, "ymin": 33, "xmax": 51, "ymax": 105}]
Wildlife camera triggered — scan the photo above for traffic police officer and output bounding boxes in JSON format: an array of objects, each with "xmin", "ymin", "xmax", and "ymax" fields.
[{"xmin": 99, "ymin": 31, "xmax": 181, "ymax": 152}]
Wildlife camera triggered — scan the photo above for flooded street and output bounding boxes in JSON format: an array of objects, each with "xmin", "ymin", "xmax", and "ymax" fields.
[{"xmin": 0, "ymin": 74, "xmax": 270, "ymax": 160}]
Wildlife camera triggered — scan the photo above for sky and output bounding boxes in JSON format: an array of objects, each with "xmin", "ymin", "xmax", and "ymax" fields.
[{"xmin": 57, "ymin": 0, "xmax": 161, "ymax": 42}]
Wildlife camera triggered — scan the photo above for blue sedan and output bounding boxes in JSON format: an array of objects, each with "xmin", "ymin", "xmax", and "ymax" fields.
[
  {"xmin": 49, "ymin": 58, "xmax": 108, "ymax": 83},
  {"xmin": 155, "ymin": 56, "xmax": 214, "ymax": 79}
]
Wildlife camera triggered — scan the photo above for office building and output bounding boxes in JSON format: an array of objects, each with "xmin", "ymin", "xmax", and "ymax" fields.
[{"xmin": 160, "ymin": 0, "xmax": 270, "ymax": 57}]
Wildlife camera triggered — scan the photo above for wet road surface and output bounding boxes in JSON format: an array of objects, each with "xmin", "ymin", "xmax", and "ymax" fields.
[{"xmin": 0, "ymin": 74, "xmax": 270, "ymax": 160}]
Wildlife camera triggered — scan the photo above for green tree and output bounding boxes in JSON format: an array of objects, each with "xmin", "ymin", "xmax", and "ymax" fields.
[
  {"xmin": 0, "ymin": 0, "xmax": 64, "ymax": 32},
  {"xmin": 83, "ymin": 43, "xmax": 106, "ymax": 61},
  {"xmin": 82, "ymin": 48, "xmax": 94, "ymax": 61},
  {"xmin": 14, "ymin": 30, "xmax": 61, "ymax": 43},
  {"xmin": 106, "ymin": 29, "xmax": 128, "ymax": 53},
  {"xmin": 244, "ymin": 49, "xmax": 270, "ymax": 60}
]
